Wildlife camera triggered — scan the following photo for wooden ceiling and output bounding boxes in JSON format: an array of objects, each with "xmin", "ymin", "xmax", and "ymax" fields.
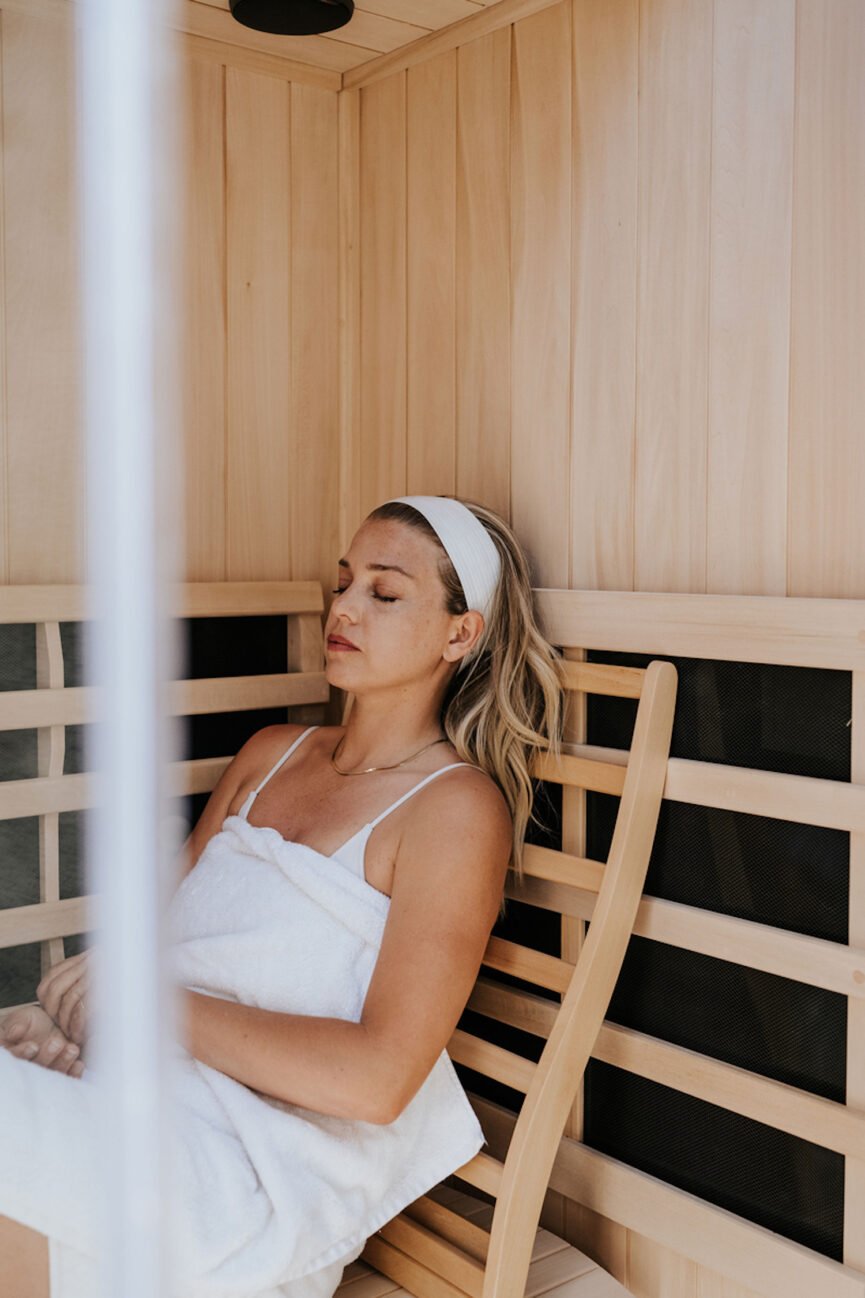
[{"xmin": 181, "ymin": 0, "xmax": 544, "ymax": 89}]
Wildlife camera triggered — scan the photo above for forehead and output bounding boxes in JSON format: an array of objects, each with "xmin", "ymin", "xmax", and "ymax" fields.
[{"xmin": 342, "ymin": 518, "xmax": 442, "ymax": 579}]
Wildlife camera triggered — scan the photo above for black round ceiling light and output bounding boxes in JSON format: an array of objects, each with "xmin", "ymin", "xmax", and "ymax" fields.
[{"xmin": 228, "ymin": 0, "xmax": 354, "ymax": 36}]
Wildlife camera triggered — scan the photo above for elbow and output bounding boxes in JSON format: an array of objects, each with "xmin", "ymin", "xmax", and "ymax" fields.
[{"xmin": 364, "ymin": 1087, "xmax": 405, "ymax": 1126}]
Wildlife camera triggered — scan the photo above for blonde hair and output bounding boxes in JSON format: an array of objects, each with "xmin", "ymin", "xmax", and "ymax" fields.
[{"xmin": 366, "ymin": 497, "xmax": 565, "ymax": 896}]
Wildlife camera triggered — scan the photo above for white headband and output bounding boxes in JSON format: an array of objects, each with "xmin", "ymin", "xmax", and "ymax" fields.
[{"xmin": 385, "ymin": 495, "xmax": 501, "ymax": 623}]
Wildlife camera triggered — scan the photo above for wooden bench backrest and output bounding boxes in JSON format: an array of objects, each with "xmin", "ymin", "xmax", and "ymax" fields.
[
  {"xmin": 361, "ymin": 656, "xmax": 678, "ymax": 1298},
  {"xmin": 0, "ymin": 581, "xmax": 327, "ymax": 989}
]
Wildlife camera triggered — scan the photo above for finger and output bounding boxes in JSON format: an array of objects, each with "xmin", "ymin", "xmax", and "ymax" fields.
[
  {"xmin": 9, "ymin": 1041, "xmax": 40, "ymax": 1061},
  {"xmin": 35, "ymin": 1030, "xmax": 70, "ymax": 1069},
  {"xmin": 1, "ymin": 1019, "xmax": 27, "ymax": 1043},
  {"xmin": 36, "ymin": 953, "xmax": 88, "ymax": 1017},
  {"xmin": 69, "ymin": 1059, "xmax": 86, "ymax": 1079},
  {"xmin": 68, "ymin": 997, "xmax": 87, "ymax": 1047},
  {"xmin": 50, "ymin": 1043, "xmax": 81, "ymax": 1074},
  {"xmin": 58, "ymin": 986, "xmax": 87, "ymax": 1041},
  {"xmin": 39, "ymin": 963, "xmax": 86, "ymax": 1022}
]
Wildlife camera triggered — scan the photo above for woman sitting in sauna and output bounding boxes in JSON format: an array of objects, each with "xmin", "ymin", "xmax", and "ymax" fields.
[{"xmin": 0, "ymin": 495, "xmax": 563, "ymax": 1298}]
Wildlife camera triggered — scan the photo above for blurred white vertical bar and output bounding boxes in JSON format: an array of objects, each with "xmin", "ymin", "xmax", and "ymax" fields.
[{"xmin": 78, "ymin": 0, "xmax": 182, "ymax": 1293}]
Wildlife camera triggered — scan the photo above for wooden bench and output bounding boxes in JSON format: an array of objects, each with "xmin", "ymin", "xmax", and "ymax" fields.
[
  {"xmin": 0, "ymin": 582, "xmax": 678, "ymax": 1298},
  {"xmin": 342, "ymin": 654, "xmax": 678, "ymax": 1298}
]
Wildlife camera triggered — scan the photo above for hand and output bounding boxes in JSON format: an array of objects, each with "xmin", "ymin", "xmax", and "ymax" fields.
[
  {"xmin": 0, "ymin": 1004, "xmax": 85, "ymax": 1077},
  {"xmin": 37, "ymin": 950, "xmax": 90, "ymax": 1047}
]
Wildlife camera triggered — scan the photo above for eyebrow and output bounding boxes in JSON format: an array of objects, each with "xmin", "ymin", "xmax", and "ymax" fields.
[{"xmin": 337, "ymin": 557, "xmax": 416, "ymax": 581}]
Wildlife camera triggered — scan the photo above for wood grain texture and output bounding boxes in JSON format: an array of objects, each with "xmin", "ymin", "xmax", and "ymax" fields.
[
  {"xmin": 569, "ymin": 0, "xmax": 638, "ymax": 592},
  {"xmin": 510, "ymin": 1, "xmax": 571, "ymax": 587},
  {"xmin": 225, "ymin": 66, "xmax": 291, "ymax": 578},
  {"xmin": 338, "ymin": 87, "xmax": 362, "ymax": 558},
  {"xmin": 455, "ymin": 27, "xmax": 511, "ymax": 518},
  {"xmin": 707, "ymin": 0, "xmax": 794, "ymax": 596},
  {"xmin": 787, "ymin": 0, "xmax": 865, "ymax": 598},
  {"xmin": 289, "ymin": 80, "xmax": 340, "ymax": 587},
  {"xmin": 634, "ymin": 0, "xmax": 713, "ymax": 593},
  {"xmin": 359, "ymin": 72, "xmax": 407, "ymax": 515},
  {"xmin": 2, "ymin": 6, "xmax": 83, "ymax": 582},
  {"xmin": 183, "ymin": 55, "xmax": 226, "ymax": 580},
  {"xmin": 406, "ymin": 49, "xmax": 457, "ymax": 496}
]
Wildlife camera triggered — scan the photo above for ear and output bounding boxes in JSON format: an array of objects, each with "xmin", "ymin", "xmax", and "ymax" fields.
[{"xmin": 443, "ymin": 611, "xmax": 486, "ymax": 668}]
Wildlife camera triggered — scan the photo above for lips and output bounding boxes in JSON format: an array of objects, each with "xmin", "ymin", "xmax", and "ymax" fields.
[{"xmin": 327, "ymin": 634, "xmax": 359, "ymax": 650}]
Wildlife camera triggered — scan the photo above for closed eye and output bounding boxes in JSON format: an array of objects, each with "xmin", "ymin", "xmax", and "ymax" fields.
[{"xmin": 331, "ymin": 588, "xmax": 398, "ymax": 603}]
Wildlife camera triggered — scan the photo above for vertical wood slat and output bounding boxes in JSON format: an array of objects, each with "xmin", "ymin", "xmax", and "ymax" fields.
[
  {"xmin": 455, "ymin": 26, "xmax": 511, "ymax": 519},
  {"xmin": 225, "ymin": 66, "xmax": 291, "ymax": 581},
  {"xmin": 787, "ymin": 0, "xmax": 865, "ymax": 599},
  {"xmin": 287, "ymin": 612, "xmax": 327, "ymax": 727},
  {"xmin": 569, "ymin": 0, "xmax": 638, "ymax": 594},
  {"xmin": 510, "ymin": 0, "xmax": 571, "ymax": 589},
  {"xmin": 634, "ymin": 0, "xmax": 713, "ymax": 594},
  {"xmin": 359, "ymin": 71, "xmax": 407, "ymax": 515},
  {"xmin": 182, "ymin": 54, "xmax": 226, "ymax": 582},
  {"xmin": 289, "ymin": 80, "xmax": 340, "ymax": 595},
  {"xmin": 406, "ymin": 48, "xmax": 457, "ymax": 497},
  {"xmin": 706, "ymin": 0, "xmax": 794, "ymax": 597},
  {"xmin": 337, "ymin": 86, "xmax": 362, "ymax": 561},
  {"xmin": 35, "ymin": 620, "xmax": 67, "ymax": 974}
]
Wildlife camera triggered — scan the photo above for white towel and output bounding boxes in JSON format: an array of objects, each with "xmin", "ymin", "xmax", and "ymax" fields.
[{"xmin": 0, "ymin": 812, "xmax": 486, "ymax": 1298}]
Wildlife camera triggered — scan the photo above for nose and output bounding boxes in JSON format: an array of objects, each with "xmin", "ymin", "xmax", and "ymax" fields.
[{"xmin": 328, "ymin": 585, "xmax": 358, "ymax": 627}]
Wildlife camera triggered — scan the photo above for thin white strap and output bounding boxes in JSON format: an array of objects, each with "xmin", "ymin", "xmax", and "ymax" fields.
[
  {"xmin": 367, "ymin": 762, "xmax": 475, "ymax": 831},
  {"xmin": 252, "ymin": 725, "xmax": 319, "ymax": 797}
]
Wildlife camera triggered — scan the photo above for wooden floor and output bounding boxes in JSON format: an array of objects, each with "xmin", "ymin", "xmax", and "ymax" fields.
[{"xmin": 336, "ymin": 1184, "xmax": 631, "ymax": 1297}]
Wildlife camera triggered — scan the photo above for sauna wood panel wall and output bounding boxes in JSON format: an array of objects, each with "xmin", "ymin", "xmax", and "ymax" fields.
[
  {"xmin": 0, "ymin": 11, "xmax": 340, "ymax": 594},
  {"xmin": 349, "ymin": 0, "xmax": 865, "ymax": 606},
  {"xmin": 0, "ymin": 5, "xmax": 83, "ymax": 584},
  {"xmin": 346, "ymin": 2, "xmax": 865, "ymax": 1296}
]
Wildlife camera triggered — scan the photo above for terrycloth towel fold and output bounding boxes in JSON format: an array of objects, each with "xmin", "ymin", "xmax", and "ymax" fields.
[{"xmin": 0, "ymin": 812, "xmax": 486, "ymax": 1298}]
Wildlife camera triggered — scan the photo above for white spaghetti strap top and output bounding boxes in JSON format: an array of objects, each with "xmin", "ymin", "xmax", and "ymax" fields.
[
  {"xmin": 238, "ymin": 724, "xmax": 319, "ymax": 821},
  {"xmin": 237, "ymin": 724, "xmax": 475, "ymax": 883}
]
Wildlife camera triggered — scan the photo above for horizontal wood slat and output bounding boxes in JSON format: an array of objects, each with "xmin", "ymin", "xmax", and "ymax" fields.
[
  {"xmin": 0, "ymin": 672, "xmax": 328, "ymax": 730},
  {"xmin": 521, "ymin": 843, "xmax": 605, "ymax": 893},
  {"xmin": 558, "ymin": 659, "xmax": 646, "ymax": 699},
  {"xmin": 447, "ymin": 1028, "xmax": 536, "ymax": 1093},
  {"xmin": 0, "ymin": 580, "xmax": 324, "ymax": 623},
  {"xmin": 375, "ymin": 1216, "xmax": 485, "ymax": 1298},
  {"xmin": 0, "ymin": 897, "xmax": 90, "ymax": 950},
  {"xmin": 360, "ymin": 1236, "xmax": 471, "ymax": 1298},
  {"xmin": 530, "ymin": 749, "xmax": 627, "ymax": 795},
  {"xmin": 553, "ymin": 740, "xmax": 865, "ymax": 834},
  {"xmin": 402, "ymin": 1198, "xmax": 491, "ymax": 1266},
  {"xmin": 506, "ymin": 875, "xmax": 865, "ymax": 998},
  {"xmin": 464, "ymin": 979, "xmax": 865, "ymax": 1160},
  {"xmin": 0, "ymin": 756, "xmax": 235, "ymax": 820},
  {"xmin": 535, "ymin": 588, "xmax": 865, "ymax": 672},
  {"xmin": 480, "ymin": 935, "xmax": 574, "ymax": 993},
  {"xmin": 450, "ymin": 1152, "xmax": 504, "ymax": 1200}
]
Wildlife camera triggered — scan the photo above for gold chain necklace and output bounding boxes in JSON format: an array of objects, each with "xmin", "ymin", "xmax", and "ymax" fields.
[{"xmin": 330, "ymin": 733, "xmax": 448, "ymax": 776}]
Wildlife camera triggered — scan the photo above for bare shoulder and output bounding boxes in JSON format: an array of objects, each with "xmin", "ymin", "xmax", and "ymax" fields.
[
  {"xmin": 395, "ymin": 765, "xmax": 513, "ymax": 910},
  {"xmin": 179, "ymin": 723, "xmax": 311, "ymax": 878},
  {"xmin": 233, "ymin": 722, "xmax": 309, "ymax": 783}
]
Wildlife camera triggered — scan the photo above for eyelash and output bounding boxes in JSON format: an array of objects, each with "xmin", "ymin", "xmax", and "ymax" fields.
[{"xmin": 331, "ymin": 587, "xmax": 397, "ymax": 604}]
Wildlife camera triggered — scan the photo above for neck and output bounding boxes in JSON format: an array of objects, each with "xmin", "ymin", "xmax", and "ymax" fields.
[{"xmin": 336, "ymin": 691, "xmax": 447, "ymax": 769}]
